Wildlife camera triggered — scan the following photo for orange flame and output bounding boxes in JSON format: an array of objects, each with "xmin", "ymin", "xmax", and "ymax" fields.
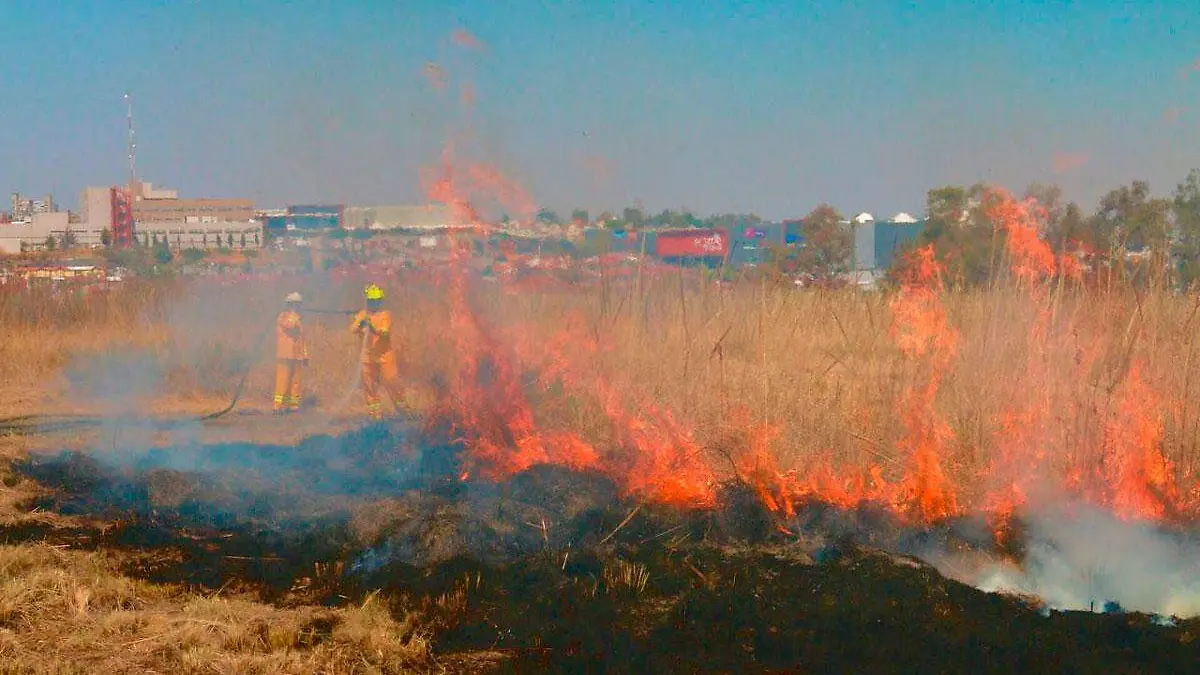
[{"xmin": 888, "ymin": 245, "xmax": 960, "ymax": 522}]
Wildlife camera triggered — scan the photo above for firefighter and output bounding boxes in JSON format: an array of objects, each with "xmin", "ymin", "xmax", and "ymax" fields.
[
  {"xmin": 351, "ymin": 283, "xmax": 404, "ymax": 420},
  {"xmin": 273, "ymin": 292, "xmax": 308, "ymax": 413}
]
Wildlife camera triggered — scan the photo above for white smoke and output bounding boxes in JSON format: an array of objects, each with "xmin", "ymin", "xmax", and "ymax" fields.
[{"xmin": 933, "ymin": 502, "xmax": 1200, "ymax": 618}]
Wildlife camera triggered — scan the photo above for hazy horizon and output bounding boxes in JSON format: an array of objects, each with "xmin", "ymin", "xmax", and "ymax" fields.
[{"xmin": 2, "ymin": 1, "xmax": 1198, "ymax": 221}]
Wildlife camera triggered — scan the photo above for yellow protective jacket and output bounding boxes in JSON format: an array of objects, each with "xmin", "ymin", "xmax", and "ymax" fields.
[
  {"xmin": 276, "ymin": 310, "xmax": 308, "ymax": 360},
  {"xmin": 350, "ymin": 309, "xmax": 395, "ymax": 364}
]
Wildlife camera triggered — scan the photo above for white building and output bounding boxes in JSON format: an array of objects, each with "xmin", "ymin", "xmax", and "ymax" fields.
[
  {"xmin": 134, "ymin": 221, "xmax": 264, "ymax": 250},
  {"xmin": 0, "ymin": 213, "xmax": 95, "ymax": 254},
  {"xmin": 343, "ymin": 204, "xmax": 454, "ymax": 230}
]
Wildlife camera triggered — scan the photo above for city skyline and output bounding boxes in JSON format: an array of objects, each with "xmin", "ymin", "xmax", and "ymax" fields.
[{"xmin": 2, "ymin": 1, "xmax": 1198, "ymax": 221}]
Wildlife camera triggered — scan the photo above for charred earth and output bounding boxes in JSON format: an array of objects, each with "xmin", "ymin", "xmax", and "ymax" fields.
[{"xmin": 8, "ymin": 419, "xmax": 1199, "ymax": 673}]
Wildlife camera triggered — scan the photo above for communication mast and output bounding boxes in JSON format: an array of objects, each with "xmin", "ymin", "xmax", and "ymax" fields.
[
  {"xmin": 125, "ymin": 92, "xmax": 137, "ymax": 189},
  {"xmin": 110, "ymin": 92, "xmax": 137, "ymax": 248}
]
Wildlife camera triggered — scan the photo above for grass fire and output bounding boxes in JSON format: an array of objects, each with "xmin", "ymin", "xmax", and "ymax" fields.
[
  {"xmin": 6, "ymin": 5, "xmax": 1200, "ymax": 672},
  {"xmin": 2, "ymin": 182, "xmax": 1200, "ymax": 671}
]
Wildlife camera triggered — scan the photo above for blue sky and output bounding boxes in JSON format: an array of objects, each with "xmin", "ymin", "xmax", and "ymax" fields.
[{"xmin": 2, "ymin": 0, "xmax": 1198, "ymax": 220}]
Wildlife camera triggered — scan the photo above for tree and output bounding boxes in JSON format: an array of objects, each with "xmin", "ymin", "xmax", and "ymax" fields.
[
  {"xmin": 1091, "ymin": 180, "xmax": 1172, "ymax": 285},
  {"xmin": 1023, "ymin": 182, "xmax": 1064, "ymax": 226},
  {"xmin": 923, "ymin": 185, "xmax": 971, "ymax": 240},
  {"xmin": 1045, "ymin": 202, "xmax": 1088, "ymax": 256},
  {"xmin": 536, "ymin": 208, "xmax": 562, "ymax": 225},
  {"xmin": 99, "ymin": 229, "xmax": 111, "ymax": 248},
  {"xmin": 1094, "ymin": 180, "xmax": 1170, "ymax": 253},
  {"xmin": 240, "ymin": 233, "xmax": 247, "ymax": 248},
  {"xmin": 622, "ymin": 207, "xmax": 645, "ymax": 228},
  {"xmin": 1174, "ymin": 169, "xmax": 1200, "ymax": 287},
  {"xmin": 154, "ymin": 238, "xmax": 172, "ymax": 264},
  {"xmin": 44, "ymin": 236, "xmax": 56, "ymax": 251},
  {"xmin": 62, "ymin": 229, "xmax": 77, "ymax": 249},
  {"xmin": 226, "ymin": 233, "xmax": 234, "ymax": 248},
  {"xmin": 916, "ymin": 184, "xmax": 995, "ymax": 286},
  {"xmin": 795, "ymin": 204, "xmax": 852, "ymax": 282},
  {"xmin": 570, "ymin": 209, "xmax": 590, "ymax": 225},
  {"xmin": 1023, "ymin": 182, "xmax": 1066, "ymax": 249}
]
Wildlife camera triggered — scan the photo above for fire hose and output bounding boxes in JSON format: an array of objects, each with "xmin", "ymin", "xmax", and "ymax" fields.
[{"xmin": 0, "ymin": 306, "xmax": 359, "ymax": 435}]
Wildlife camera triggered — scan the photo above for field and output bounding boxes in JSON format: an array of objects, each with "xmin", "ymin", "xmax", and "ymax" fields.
[{"xmin": 1, "ymin": 236, "xmax": 1200, "ymax": 672}]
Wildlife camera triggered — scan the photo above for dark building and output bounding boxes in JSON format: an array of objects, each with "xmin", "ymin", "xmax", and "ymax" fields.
[{"xmin": 287, "ymin": 205, "xmax": 344, "ymax": 230}]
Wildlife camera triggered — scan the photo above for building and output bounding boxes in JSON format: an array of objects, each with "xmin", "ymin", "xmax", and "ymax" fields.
[
  {"xmin": 873, "ymin": 213, "xmax": 923, "ymax": 272},
  {"xmin": 342, "ymin": 204, "xmax": 453, "ymax": 230},
  {"xmin": 9, "ymin": 193, "xmax": 56, "ymax": 223},
  {"xmin": 134, "ymin": 220, "xmax": 264, "ymax": 251},
  {"xmin": 729, "ymin": 221, "xmax": 785, "ymax": 266},
  {"xmin": 129, "ymin": 181, "xmax": 177, "ymax": 200},
  {"xmin": 129, "ymin": 180, "xmax": 253, "ymax": 224},
  {"xmin": 262, "ymin": 205, "xmax": 344, "ymax": 234},
  {"xmin": 0, "ymin": 212, "xmax": 93, "ymax": 254},
  {"xmin": 79, "ymin": 187, "xmax": 113, "ymax": 231}
]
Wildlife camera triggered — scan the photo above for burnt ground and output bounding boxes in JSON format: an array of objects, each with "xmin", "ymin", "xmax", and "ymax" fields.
[{"xmin": 6, "ymin": 419, "xmax": 1200, "ymax": 674}]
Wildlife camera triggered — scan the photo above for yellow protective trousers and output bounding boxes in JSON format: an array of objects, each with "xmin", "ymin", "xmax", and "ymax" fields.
[
  {"xmin": 362, "ymin": 356, "xmax": 403, "ymax": 419},
  {"xmin": 273, "ymin": 359, "xmax": 303, "ymax": 411}
]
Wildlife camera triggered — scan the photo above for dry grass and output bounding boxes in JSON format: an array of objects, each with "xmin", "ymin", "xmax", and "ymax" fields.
[
  {"xmin": 479, "ymin": 272, "xmax": 1200, "ymax": 504},
  {"xmin": 7, "ymin": 266, "xmax": 1200, "ymax": 500},
  {"xmin": 0, "ymin": 544, "xmax": 430, "ymax": 674},
  {"xmin": 1, "ymin": 258, "xmax": 1197, "ymax": 668}
]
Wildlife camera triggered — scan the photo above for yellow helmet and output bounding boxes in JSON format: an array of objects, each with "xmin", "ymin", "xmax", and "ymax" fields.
[{"xmin": 364, "ymin": 284, "xmax": 384, "ymax": 301}]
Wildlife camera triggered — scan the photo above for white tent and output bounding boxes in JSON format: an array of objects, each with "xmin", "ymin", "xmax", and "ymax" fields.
[{"xmin": 890, "ymin": 212, "xmax": 918, "ymax": 224}]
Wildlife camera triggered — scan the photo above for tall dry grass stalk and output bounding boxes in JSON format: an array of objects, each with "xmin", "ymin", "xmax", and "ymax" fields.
[{"xmin": 4, "ymin": 270, "xmax": 1198, "ymax": 500}]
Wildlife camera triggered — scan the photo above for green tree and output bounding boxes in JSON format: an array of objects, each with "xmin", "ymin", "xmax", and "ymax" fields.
[
  {"xmin": 622, "ymin": 207, "xmax": 645, "ymax": 228},
  {"xmin": 1174, "ymin": 169, "xmax": 1200, "ymax": 287},
  {"xmin": 536, "ymin": 208, "xmax": 561, "ymax": 225},
  {"xmin": 240, "ymin": 233, "xmax": 247, "ymax": 248},
  {"xmin": 181, "ymin": 249, "xmax": 207, "ymax": 264},
  {"xmin": 154, "ymin": 238, "xmax": 171, "ymax": 264},
  {"xmin": 62, "ymin": 229, "xmax": 77, "ymax": 249},
  {"xmin": 99, "ymin": 229, "xmax": 112, "ymax": 248},
  {"xmin": 796, "ymin": 204, "xmax": 852, "ymax": 282},
  {"xmin": 226, "ymin": 233, "xmax": 235, "ymax": 248},
  {"xmin": 1095, "ymin": 180, "xmax": 1170, "ymax": 253},
  {"xmin": 1046, "ymin": 202, "xmax": 1089, "ymax": 255},
  {"xmin": 1091, "ymin": 180, "xmax": 1172, "ymax": 285},
  {"xmin": 44, "ymin": 236, "xmax": 56, "ymax": 251},
  {"xmin": 916, "ymin": 184, "xmax": 995, "ymax": 287},
  {"xmin": 570, "ymin": 208, "xmax": 590, "ymax": 225}
]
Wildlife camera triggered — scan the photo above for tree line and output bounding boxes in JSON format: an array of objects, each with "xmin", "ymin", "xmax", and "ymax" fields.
[
  {"xmin": 906, "ymin": 169, "xmax": 1200, "ymax": 289},
  {"xmin": 557, "ymin": 168, "xmax": 1200, "ymax": 289}
]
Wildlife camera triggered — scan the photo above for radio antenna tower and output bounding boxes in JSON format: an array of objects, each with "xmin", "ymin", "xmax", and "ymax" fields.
[{"xmin": 124, "ymin": 92, "xmax": 137, "ymax": 190}]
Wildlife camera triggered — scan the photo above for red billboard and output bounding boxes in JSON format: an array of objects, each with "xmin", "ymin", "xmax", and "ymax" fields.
[{"xmin": 654, "ymin": 229, "xmax": 729, "ymax": 258}]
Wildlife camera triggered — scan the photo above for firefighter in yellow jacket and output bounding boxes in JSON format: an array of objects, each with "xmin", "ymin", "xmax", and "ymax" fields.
[
  {"xmin": 273, "ymin": 292, "xmax": 309, "ymax": 413},
  {"xmin": 351, "ymin": 284, "xmax": 404, "ymax": 420}
]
